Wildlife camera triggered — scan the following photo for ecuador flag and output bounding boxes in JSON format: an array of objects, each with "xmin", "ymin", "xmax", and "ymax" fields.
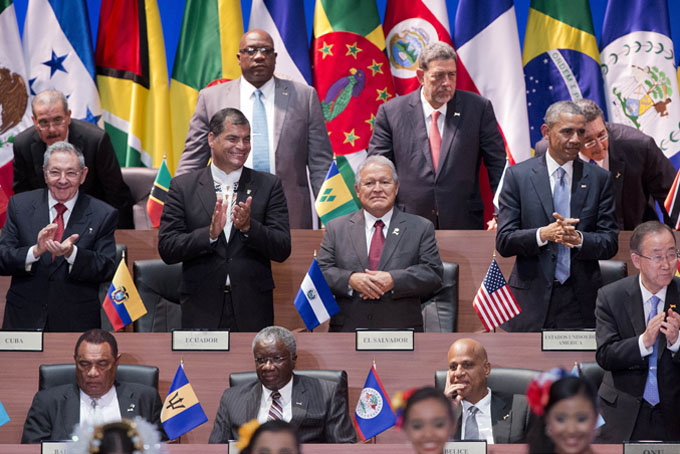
[
  {"xmin": 102, "ymin": 259, "xmax": 147, "ymax": 331},
  {"xmin": 162, "ymin": 363, "xmax": 208, "ymax": 440}
]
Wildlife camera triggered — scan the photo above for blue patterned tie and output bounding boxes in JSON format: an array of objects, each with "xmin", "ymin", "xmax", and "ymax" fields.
[
  {"xmin": 643, "ymin": 295, "xmax": 661, "ymax": 406},
  {"xmin": 589, "ymin": 159, "xmax": 597, "ymax": 165},
  {"xmin": 252, "ymin": 89, "xmax": 270, "ymax": 173},
  {"xmin": 553, "ymin": 167, "xmax": 570, "ymax": 283}
]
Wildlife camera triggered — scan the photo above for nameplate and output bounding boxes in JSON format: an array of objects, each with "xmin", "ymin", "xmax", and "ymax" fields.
[
  {"xmin": 41, "ymin": 441, "xmax": 71, "ymax": 454},
  {"xmin": 0, "ymin": 331, "xmax": 43, "ymax": 351},
  {"xmin": 172, "ymin": 331, "xmax": 229, "ymax": 351},
  {"xmin": 444, "ymin": 440, "xmax": 487, "ymax": 454},
  {"xmin": 355, "ymin": 329, "xmax": 414, "ymax": 351},
  {"xmin": 624, "ymin": 442, "xmax": 680, "ymax": 454},
  {"xmin": 541, "ymin": 329, "xmax": 596, "ymax": 351},
  {"xmin": 228, "ymin": 440, "xmax": 240, "ymax": 454}
]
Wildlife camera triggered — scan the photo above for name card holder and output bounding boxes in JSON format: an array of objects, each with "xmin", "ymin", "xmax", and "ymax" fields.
[
  {"xmin": 541, "ymin": 329, "xmax": 596, "ymax": 351},
  {"xmin": 0, "ymin": 330, "xmax": 43, "ymax": 351},
  {"xmin": 444, "ymin": 440, "xmax": 487, "ymax": 454},
  {"xmin": 171, "ymin": 330, "xmax": 230, "ymax": 351},
  {"xmin": 42, "ymin": 441, "xmax": 70, "ymax": 454},
  {"xmin": 355, "ymin": 329, "xmax": 414, "ymax": 351},
  {"xmin": 624, "ymin": 441, "xmax": 680, "ymax": 454}
]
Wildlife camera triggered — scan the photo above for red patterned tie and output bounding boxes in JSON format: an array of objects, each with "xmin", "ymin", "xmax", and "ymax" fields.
[
  {"xmin": 368, "ymin": 220, "xmax": 385, "ymax": 270},
  {"xmin": 429, "ymin": 111, "xmax": 442, "ymax": 170},
  {"xmin": 54, "ymin": 203, "xmax": 67, "ymax": 242},
  {"xmin": 267, "ymin": 391, "xmax": 283, "ymax": 421}
]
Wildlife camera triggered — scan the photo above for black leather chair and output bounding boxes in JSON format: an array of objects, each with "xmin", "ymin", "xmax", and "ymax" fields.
[
  {"xmin": 598, "ymin": 260, "xmax": 627, "ymax": 286},
  {"xmin": 579, "ymin": 361, "xmax": 605, "ymax": 390},
  {"xmin": 229, "ymin": 370, "xmax": 349, "ymax": 403},
  {"xmin": 99, "ymin": 243, "xmax": 128, "ymax": 331},
  {"xmin": 421, "ymin": 261, "xmax": 459, "ymax": 332},
  {"xmin": 121, "ymin": 167, "xmax": 158, "ymax": 229},
  {"xmin": 435, "ymin": 367, "xmax": 540, "ymax": 396},
  {"xmin": 133, "ymin": 259, "xmax": 182, "ymax": 332},
  {"xmin": 39, "ymin": 364, "xmax": 159, "ymax": 391}
]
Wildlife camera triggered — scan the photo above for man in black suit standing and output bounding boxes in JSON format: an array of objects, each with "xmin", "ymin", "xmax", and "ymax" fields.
[
  {"xmin": 496, "ymin": 101, "xmax": 619, "ymax": 331},
  {"xmin": 0, "ymin": 141, "xmax": 117, "ymax": 332},
  {"xmin": 13, "ymin": 90, "xmax": 133, "ymax": 228},
  {"xmin": 22, "ymin": 329, "xmax": 165, "ymax": 443},
  {"xmin": 209, "ymin": 326, "xmax": 355, "ymax": 444},
  {"xmin": 595, "ymin": 221, "xmax": 680, "ymax": 442},
  {"xmin": 445, "ymin": 338, "xmax": 530, "ymax": 444},
  {"xmin": 534, "ymin": 99, "xmax": 676, "ymax": 230},
  {"xmin": 158, "ymin": 108, "xmax": 290, "ymax": 331},
  {"xmin": 368, "ymin": 41, "xmax": 506, "ymax": 229}
]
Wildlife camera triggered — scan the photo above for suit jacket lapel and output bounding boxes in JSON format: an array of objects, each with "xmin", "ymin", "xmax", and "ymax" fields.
[
  {"xmin": 349, "ymin": 211, "xmax": 369, "ymax": 270},
  {"xmin": 659, "ymin": 279, "xmax": 680, "ymax": 357},
  {"xmin": 490, "ymin": 393, "xmax": 512, "ymax": 443},
  {"xmin": 247, "ymin": 382, "xmax": 263, "ymax": 423},
  {"xmin": 607, "ymin": 145, "xmax": 625, "ymax": 222},
  {"xmin": 625, "ymin": 276, "xmax": 647, "ymax": 335},
  {"xmin": 438, "ymin": 94, "xmax": 462, "ymax": 180},
  {"xmin": 378, "ymin": 209, "xmax": 406, "ymax": 270},
  {"xmin": 529, "ymin": 155, "xmax": 553, "ymax": 220},
  {"xmin": 30, "ymin": 130, "xmax": 47, "ymax": 180},
  {"xmin": 290, "ymin": 375, "xmax": 308, "ymax": 427},
  {"xmin": 228, "ymin": 167, "xmax": 255, "ymax": 243},
  {"xmin": 410, "ymin": 93, "xmax": 434, "ymax": 172},
  {"xmin": 571, "ymin": 159, "xmax": 590, "ymax": 220},
  {"xmin": 273, "ymin": 77, "xmax": 289, "ymax": 154},
  {"xmin": 62, "ymin": 385, "xmax": 81, "ymax": 435},
  {"xmin": 115, "ymin": 383, "xmax": 139, "ymax": 417}
]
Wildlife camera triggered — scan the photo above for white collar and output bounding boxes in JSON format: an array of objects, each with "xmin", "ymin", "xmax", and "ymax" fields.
[
  {"xmin": 211, "ymin": 162, "xmax": 243, "ymax": 186},
  {"xmin": 363, "ymin": 208, "xmax": 394, "ymax": 230},
  {"xmin": 48, "ymin": 190, "xmax": 78, "ymax": 212},
  {"xmin": 638, "ymin": 275, "xmax": 668, "ymax": 306},
  {"xmin": 241, "ymin": 76, "xmax": 275, "ymax": 100},
  {"xmin": 462, "ymin": 387, "xmax": 492, "ymax": 414},
  {"xmin": 545, "ymin": 151, "xmax": 574, "ymax": 178},
  {"xmin": 420, "ymin": 88, "xmax": 447, "ymax": 118}
]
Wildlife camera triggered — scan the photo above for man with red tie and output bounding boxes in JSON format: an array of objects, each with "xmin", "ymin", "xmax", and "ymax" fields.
[
  {"xmin": 317, "ymin": 156, "xmax": 443, "ymax": 331},
  {"xmin": 0, "ymin": 141, "xmax": 117, "ymax": 331}
]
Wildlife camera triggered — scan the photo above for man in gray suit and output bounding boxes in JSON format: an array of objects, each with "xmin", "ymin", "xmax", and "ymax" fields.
[
  {"xmin": 445, "ymin": 338, "xmax": 531, "ymax": 443},
  {"xmin": 22, "ymin": 329, "xmax": 165, "ymax": 443},
  {"xmin": 318, "ymin": 156, "xmax": 443, "ymax": 331},
  {"xmin": 176, "ymin": 30, "xmax": 332, "ymax": 229},
  {"xmin": 209, "ymin": 326, "xmax": 355, "ymax": 444}
]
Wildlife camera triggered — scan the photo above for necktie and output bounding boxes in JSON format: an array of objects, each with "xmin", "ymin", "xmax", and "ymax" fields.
[
  {"xmin": 90, "ymin": 397, "xmax": 101, "ymax": 424},
  {"xmin": 643, "ymin": 295, "xmax": 661, "ymax": 406},
  {"xmin": 464, "ymin": 406, "xmax": 480, "ymax": 440},
  {"xmin": 267, "ymin": 391, "xmax": 283, "ymax": 421},
  {"xmin": 252, "ymin": 89, "xmax": 270, "ymax": 173},
  {"xmin": 368, "ymin": 220, "xmax": 385, "ymax": 270},
  {"xmin": 429, "ymin": 111, "xmax": 442, "ymax": 170},
  {"xmin": 553, "ymin": 167, "xmax": 570, "ymax": 283},
  {"xmin": 54, "ymin": 203, "xmax": 67, "ymax": 242},
  {"xmin": 589, "ymin": 159, "xmax": 597, "ymax": 166}
]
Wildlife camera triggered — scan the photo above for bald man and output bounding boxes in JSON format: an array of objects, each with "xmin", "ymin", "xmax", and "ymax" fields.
[{"xmin": 445, "ymin": 338, "xmax": 530, "ymax": 444}]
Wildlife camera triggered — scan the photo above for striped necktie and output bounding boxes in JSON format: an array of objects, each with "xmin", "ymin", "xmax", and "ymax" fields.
[{"xmin": 267, "ymin": 391, "xmax": 283, "ymax": 421}]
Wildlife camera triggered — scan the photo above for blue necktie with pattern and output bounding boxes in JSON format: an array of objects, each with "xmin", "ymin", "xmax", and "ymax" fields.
[
  {"xmin": 553, "ymin": 167, "xmax": 570, "ymax": 283},
  {"xmin": 643, "ymin": 295, "xmax": 661, "ymax": 406},
  {"xmin": 252, "ymin": 89, "xmax": 270, "ymax": 173}
]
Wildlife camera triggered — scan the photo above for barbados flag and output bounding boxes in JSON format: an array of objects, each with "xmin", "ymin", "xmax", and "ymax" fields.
[
  {"xmin": 354, "ymin": 364, "xmax": 396, "ymax": 441},
  {"xmin": 314, "ymin": 160, "xmax": 360, "ymax": 225},
  {"xmin": 294, "ymin": 258, "xmax": 340, "ymax": 331},
  {"xmin": 161, "ymin": 363, "xmax": 208, "ymax": 440},
  {"xmin": 102, "ymin": 259, "xmax": 147, "ymax": 331},
  {"xmin": 523, "ymin": 0, "xmax": 606, "ymax": 148}
]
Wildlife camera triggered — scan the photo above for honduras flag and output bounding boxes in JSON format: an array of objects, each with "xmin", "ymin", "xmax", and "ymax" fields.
[
  {"xmin": 294, "ymin": 258, "xmax": 339, "ymax": 331},
  {"xmin": 22, "ymin": 0, "xmax": 102, "ymax": 126},
  {"xmin": 248, "ymin": 0, "xmax": 312, "ymax": 84},
  {"xmin": 354, "ymin": 364, "xmax": 396, "ymax": 441}
]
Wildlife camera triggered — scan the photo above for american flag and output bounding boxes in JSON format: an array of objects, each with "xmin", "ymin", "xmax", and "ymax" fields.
[{"xmin": 473, "ymin": 259, "xmax": 521, "ymax": 331}]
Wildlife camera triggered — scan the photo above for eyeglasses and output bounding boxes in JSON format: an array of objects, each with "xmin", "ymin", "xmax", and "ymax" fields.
[
  {"xmin": 36, "ymin": 117, "xmax": 67, "ymax": 129},
  {"xmin": 239, "ymin": 46, "xmax": 275, "ymax": 57},
  {"xmin": 46, "ymin": 169, "xmax": 82, "ymax": 180},
  {"xmin": 637, "ymin": 251, "xmax": 680, "ymax": 264},
  {"xmin": 583, "ymin": 134, "xmax": 608, "ymax": 149},
  {"xmin": 254, "ymin": 355, "xmax": 288, "ymax": 366}
]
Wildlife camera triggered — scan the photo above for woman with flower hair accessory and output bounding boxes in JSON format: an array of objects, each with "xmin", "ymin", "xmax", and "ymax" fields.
[
  {"xmin": 526, "ymin": 372, "xmax": 599, "ymax": 454},
  {"xmin": 68, "ymin": 417, "xmax": 164, "ymax": 454},
  {"xmin": 401, "ymin": 386, "xmax": 459, "ymax": 454},
  {"xmin": 240, "ymin": 420, "xmax": 300, "ymax": 454}
]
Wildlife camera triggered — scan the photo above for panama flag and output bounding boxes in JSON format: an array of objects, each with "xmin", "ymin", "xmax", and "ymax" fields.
[
  {"xmin": 23, "ymin": 0, "xmax": 101, "ymax": 126},
  {"xmin": 600, "ymin": 0, "xmax": 680, "ymax": 167},
  {"xmin": 248, "ymin": 0, "xmax": 311, "ymax": 85},
  {"xmin": 454, "ymin": 0, "xmax": 531, "ymax": 165}
]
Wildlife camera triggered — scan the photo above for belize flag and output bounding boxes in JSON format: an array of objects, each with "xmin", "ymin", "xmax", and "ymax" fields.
[
  {"xmin": 22, "ymin": 0, "xmax": 102, "ymax": 125},
  {"xmin": 354, "ymin": 364, "xmax": 396, "ymax": 441}
]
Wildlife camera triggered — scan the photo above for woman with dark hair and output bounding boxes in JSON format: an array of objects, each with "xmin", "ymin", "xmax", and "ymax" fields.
[
  {"xmin": 242, "ymin": 420, "xmax": 301, "ymax": 454},
  {"xmin": 402, "ymin": 386, "xmax": 458, "ymax": 454},
  {"xmin": 68, "ymin": 417, "xmax": 163, "ymax": 454},
  {"xmin": 526, "ymin": 374, "xmax": 599, "ymax": 454}
]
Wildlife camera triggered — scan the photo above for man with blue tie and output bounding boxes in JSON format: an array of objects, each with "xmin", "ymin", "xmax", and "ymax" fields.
[
  {"xmin": 496, "ymin": 101, "xmax": 619, "ymax": 331},
  {"xmin": 595, "ymin": 221, "xmax": 680, "ymax": 442}
]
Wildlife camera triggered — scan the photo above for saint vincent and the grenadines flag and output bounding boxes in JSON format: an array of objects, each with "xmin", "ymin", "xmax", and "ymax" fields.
[
  {"xmin": 314, "ymin": 160, "xmax": 360, "ymax": 225},
  {"xmin": 102, "ymin": 259, "xmax": 147, "ymax": 331},
  {"xmin": 162, "ymin": 363, "xmax": 208, "ymax": 440}
]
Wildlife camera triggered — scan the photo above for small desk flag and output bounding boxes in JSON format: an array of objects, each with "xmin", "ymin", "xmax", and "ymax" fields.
[
  {"xmin": 161, "ymin": 363, "xmax": 208, "ymax": 440},
  {"xmin": 102, "ymin": 259, "xmax": 147, "ymax": 331},
  {"xmin": 0, "ymin": 399, "xmax": 9, "ymax": 427},
  {"xmin": 147, "ymin": 158, "xmax": 172, "ymax": 228},
  {"xmin": 473, "ymin": 258, "xmax": 521, "ymax": 331},
  {"xmin": 294, "ymin": 258, "xmax": 340, "ymax": 330},
  {"xmin": 354, "ymin": 364, "xmax": 396, "ymax": 441}
]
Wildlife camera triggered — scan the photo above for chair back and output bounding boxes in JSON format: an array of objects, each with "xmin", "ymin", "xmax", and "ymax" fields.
[
  {"xmin": 579, "ymin": 361, "xmax": 605, "ymax": 390},
  {"xmin": 39, "ymin": 364, "xmax": 158, "ymax": 391},
  {"xmin": 435, "ymin": 367, "xmax": 539, "ymax": 396},
  {"xmin": 133, "ymin": 259, "xmax": 182, "ymax": 332},
  {"xmin": 121, "ymin": 167, "xmax": 158, "ymax": 229},
  {"xmin": 599, "ymin": 260, "xmax": 627, "ymax": 286},
  {"xmin": 421, "ymin": 261, "xmax": 459, "ymax": 332}
]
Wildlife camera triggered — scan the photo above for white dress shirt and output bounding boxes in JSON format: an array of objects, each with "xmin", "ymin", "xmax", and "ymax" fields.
[
  {"xmin": 209, "ymin": 163, "xmax": 243, "ymax": 285},
  {"xmin": 240, "ymin": 76, "xmax": 276, "ymax": 171},
  {"xmin": 637, "ymin": 277, "xmax": 680, "ymax": 356},
  {"xmin": 257, "ymin": 377, "xmax": 294, "ymax": 423},
  {"xmin": 79, "ymin": 386, "xmax": 121, "ymax": 426},
  {"xmin": 579, "ymin": 152, "xmax": 608, "ymax": 170},
  {"xmin": 420, "ymin": 89, "xmax": 446, "ymax": 140},
  {"xmin": 461, "ymin": 388, "xmax": 494, "ymax": 444},
  {"xmin": 26, "ymin": 192, "xmax": 80, "ymax": 268}
]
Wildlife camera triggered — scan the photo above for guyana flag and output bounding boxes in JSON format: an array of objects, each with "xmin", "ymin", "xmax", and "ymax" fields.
[
  {"xmin": 312, "ymin": 0, "xmax": 394, "ymax": 210},
  {"xmin": 147, "ymin": 157, "xmax": 172, "ymax": 228},
  {"xmin": 95, "ymin": 0, "xmax": 171, "ymax": 169},
  {"xmin": 169, "ymin": 0, "xmax": 242, "ymax": 174}
]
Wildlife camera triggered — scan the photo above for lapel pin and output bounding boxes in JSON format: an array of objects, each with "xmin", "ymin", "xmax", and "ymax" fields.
[
  {"xmin": 392, "ymin": 228, "xmax": 400, "ymax": 235},
  {"xmin": 127, "ymin": 404, "xmax": 135, "ymax": 412},
  {"xmin": 453, "ymin": 112, "xmax": 461, "ymax": 117},
  {"xmin": 88, "ymin": 227, "xmax": 93, "ymax": 233},
  {"xmin": 296, "ymin": 401, "xmax": 303, "ymax": 406},
  {"xmin": 616, "ymin": 172, "xmax": 621, "ymax": 179},
  {"xmin": 503, "ymin": 413, "xmax": 511, "ymax": 420},
  {"xmin": 581, "ymin": 184, "xmax": 587, "ymax": 188},
  {"xmin": 247, "ymin": 189, "xmax": 252, "ymax": 195}
]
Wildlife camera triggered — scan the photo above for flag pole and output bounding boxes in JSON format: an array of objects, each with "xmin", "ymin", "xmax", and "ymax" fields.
[
  {"xmin": 492, "ymin": 250, "xmax": 497, "ymax": 333},
  {"xmin": 310, "ymin": 249, "xmax": 318, "ymax": 333}
]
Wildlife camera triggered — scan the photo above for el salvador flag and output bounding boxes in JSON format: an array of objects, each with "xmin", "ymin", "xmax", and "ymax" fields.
[
  {"xmin": 294, "ymin": 258, "xmax": 339, "ymax": 331},
  {"xmin": 248, "ymin": 0, "xmax": 312, "ymax": 85},
  {"xmin": 23, "ymin": 0, "xmax": 102, "ymax": 126}
]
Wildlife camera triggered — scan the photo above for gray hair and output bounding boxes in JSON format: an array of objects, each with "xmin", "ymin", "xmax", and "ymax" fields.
[
  {"xmin": 418, "ymin": 41, "xmax": 457, "ymax": 70},
  {"xmin": 574, "ymin": 99, "xmax": 605, "ymax": 123},
  {"xmin": 43, "ymin": 141, "xmax": 85, "ymax": 169},
  {"xmin": 630, "ymin": 221, "xmax": 675, "ymax": 254},
  {"xmin": 544, "ymin": 101, "xmax": 584, "ymax": 128},
  {"xmin": 32, "ymin": 90, "xmax": 68, "ymax": 116},
  {"xmin": 355, "ymin": 155, "xmax": 399, "ymax": 185},
  {"xmin": 252, "ymin": 326, "xmax": 296, "ymax": 356}
]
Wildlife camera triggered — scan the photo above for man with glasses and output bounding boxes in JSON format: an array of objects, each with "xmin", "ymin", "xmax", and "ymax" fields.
[
  {"xmin": 0, "ymin": 141, "xmax": 117, "ymax": 331},
  {"xmin": 209, "ymin": 326, "xmax": 355, "ymax": 444},
  {"xmin": 595, "ymin": 221, "xmax": 680, "ymax": 442},
  {"xmin": 177, "ymin": 30, "xmax": 333, "ymax": 229},
  {"xmin": 535, "ymin": 99, "xmax": 676, "ymax": 230},
  {"xmin": 13, "ymin": 90, "xmax": 133, "ymax": 228}
]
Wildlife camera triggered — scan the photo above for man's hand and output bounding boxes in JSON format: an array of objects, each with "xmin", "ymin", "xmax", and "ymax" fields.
[
  {"xmin": 45, "ymin": 234, "xmax": 79, "ymax": 258},
  {"xmin": 661, "ymin": 309, "xmax": 680, "ymax": 345},
  {"xmin": 34, "ymin": 224, "xmax": 58, "ymax": 257},
  {"xmin": 364, "ymin": 270, "xmax": 395, "ymax": 293},
  {"xmin": 232, "ymin": 196, "xmax": 252, "ymax": 233},
  {"xmin": 349, "ymin": 272, "xmax": 384, "ymax": 300},
  {"xmin": 444, "ymin": 372, "xmax": 464, "ymax": 406},
  {"xmin": 486, "ymin": 218, "xmax": 497, "ymax": 231},
  {"xmin": 210, "ymin": 198, "xmax": 228, "ymax": 240},
  {"xmin": 553, "ymin": 213, "xmax": 581, "ymax": 248},
  {"xmin": 642, "ymin": 311, "xmax": 665, "ymax": 349},
  {"xmin": 539, "ymin": 221, "xmax": 564, "ymax": 243}
]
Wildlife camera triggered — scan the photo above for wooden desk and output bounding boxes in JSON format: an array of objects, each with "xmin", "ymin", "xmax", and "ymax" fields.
[{"xmin": 0, "ymin": 332, "xmax": 596, "ymax": 444}]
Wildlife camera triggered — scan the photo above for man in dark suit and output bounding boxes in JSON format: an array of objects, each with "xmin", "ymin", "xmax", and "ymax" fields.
[
  {"xmin": 595, "ymin": 221, "xmax": 680, "ymax": 442},
  {"xmin": 317, "ymin": 155, "xmax": 443, "ymax": 332},
  {"xmin": 368, "ymin": 41, "xmax": 506, "ymax": 229},
  {"xmin": 496, "ymin": 101, "xmax": 619, "ymax": 332},
  {"xmin": 159, "ymin": 108, "xmax": 290, "ymax": 331},
  {"xmin": 445, "ymin": 338, "xmax": 530, "ymax": 444},
  {"xmin": 13, "ymin": 90, "xmax": 133, "ymax": 228},
  {"xmin": 176, "ymin": 30, "xmax": 332, "ymax": 229},
  {"xmin": 534, "ymin": 99, "xmax": 675, "ymax": 230},
  {"xmin": 0, "ymin": 142, "xmax": 117, "ymax": 332},
  {"xmin": 209, "ymin": 326, "xmax": 355, "ymax": 443},
  {"xmin": 22, "ymin": 329, "xmax": 165, "ymax": 443}
]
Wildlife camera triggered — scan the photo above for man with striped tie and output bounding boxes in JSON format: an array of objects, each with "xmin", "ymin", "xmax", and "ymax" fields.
[{"xmin": 209, "ymin": 326, "xmax": 355, "ymax": 443}]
